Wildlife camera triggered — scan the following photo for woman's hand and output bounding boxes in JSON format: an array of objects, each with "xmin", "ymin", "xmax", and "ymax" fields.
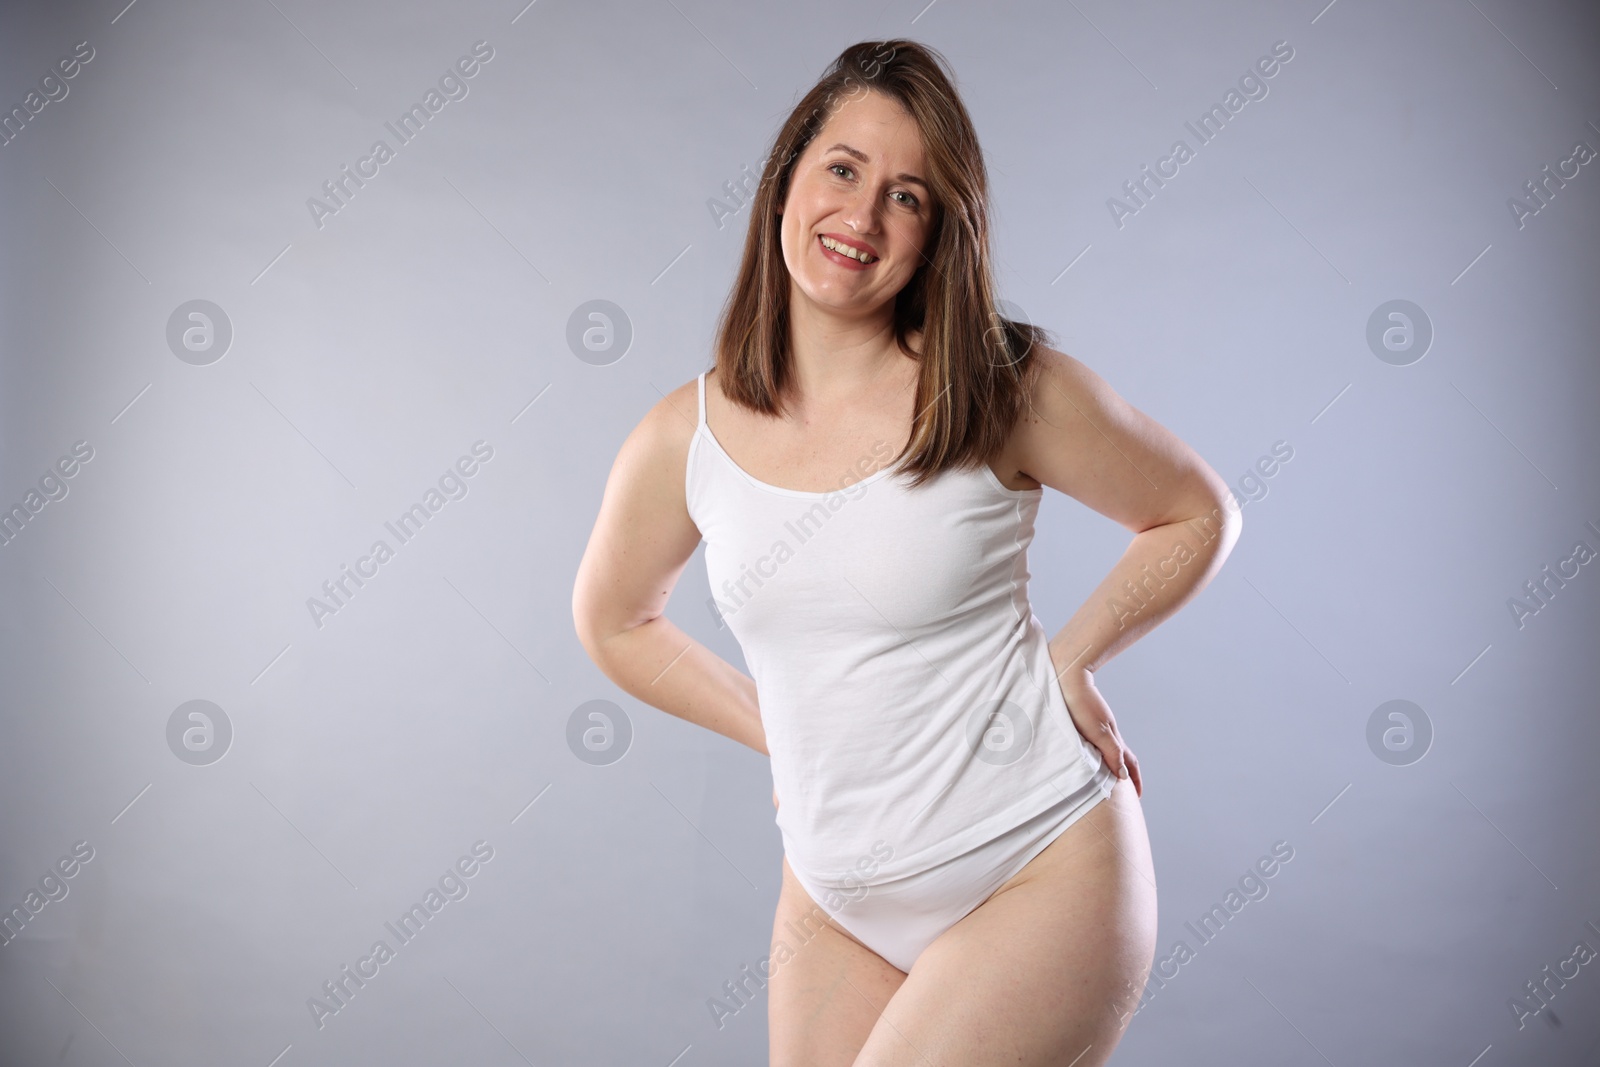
[
  {"xmin": 772, "ymin": 787, "xmax": 780, "ymax": 813},
  {"xmin": 1056, "ymin": 667, "xmax": 1142, "ymax": 797}
]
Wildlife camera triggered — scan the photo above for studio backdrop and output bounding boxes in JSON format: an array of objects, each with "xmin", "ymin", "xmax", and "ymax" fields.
[{"xmin": 1, "ymin": 1, "xmax": 1597, "ymax": 1065}]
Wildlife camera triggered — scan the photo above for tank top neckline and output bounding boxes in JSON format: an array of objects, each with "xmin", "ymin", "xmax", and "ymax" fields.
[
  {"xmin": 695, "ymin": 370, "xmax": 901, "ymax": 500},
  {"xmin": 694, "ymin": 371, "xmax": 1042, "ymax": 501}
]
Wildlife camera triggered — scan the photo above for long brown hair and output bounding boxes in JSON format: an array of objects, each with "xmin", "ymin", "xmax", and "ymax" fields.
[{"xmin": 711, "ymin": 38, "xmax": 1054, "ymax": 489}]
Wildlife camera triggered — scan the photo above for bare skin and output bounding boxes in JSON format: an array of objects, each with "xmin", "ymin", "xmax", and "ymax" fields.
[
  {"xmin": 573, "ymin": 87, "xmax": 1240, "ymax": 1065},
  {"xmin": 769, "ymin": 777, "xmax": 1155, "ymax": 1066}
]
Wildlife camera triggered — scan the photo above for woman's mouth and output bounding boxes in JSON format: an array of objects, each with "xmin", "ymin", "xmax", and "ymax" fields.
[{"xmin": 818, "ymin": 233, "xmax": 878, "ymax": 267}]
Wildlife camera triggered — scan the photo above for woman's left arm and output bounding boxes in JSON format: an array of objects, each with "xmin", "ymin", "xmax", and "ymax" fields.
[{"xmin": 1010, "ymin": 346, "xmax": 1244, "ymax": 795}]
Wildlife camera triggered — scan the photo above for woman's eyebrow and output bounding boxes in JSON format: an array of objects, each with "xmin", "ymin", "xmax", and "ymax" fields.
[{"xmin": 823, "ymin": 142, "xmax": 928, "ymax": 191}]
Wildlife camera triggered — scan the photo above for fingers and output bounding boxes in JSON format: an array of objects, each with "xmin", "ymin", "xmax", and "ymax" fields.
[
  {"xmin": 1065, "ymin": 685, "xmax": 1141, "ymax": 797},
  {"xmin": 1092, "ymin": 722, "xmax": 1129, "ymax": 779},
  {"xmin": 1094, "ymin": 728, "xmax": 1139, "ymax": 797},
  {"xmin": 1108, "ymin": 739, "xmax": 1129, "ymax": 780}
]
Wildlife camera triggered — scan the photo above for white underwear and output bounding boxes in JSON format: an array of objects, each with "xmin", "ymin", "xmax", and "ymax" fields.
[{"xmin": 786, "ymin": 759, "xmax": 1118, "ymax": 973}]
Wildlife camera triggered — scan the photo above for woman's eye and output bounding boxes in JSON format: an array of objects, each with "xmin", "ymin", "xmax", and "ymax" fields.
[{"xmin": 830, "ymin": 163, "xmax": 918, "ymax": 208}]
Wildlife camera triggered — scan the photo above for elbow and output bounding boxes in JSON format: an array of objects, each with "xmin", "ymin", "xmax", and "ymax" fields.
[
  {"xmin": 574, "ymin": 613, "xmax": 618, "ymax": 676},
  {"xmin": 572, "ymin": 562, "xmax": 669, "ymax": 669},
  {"xmin": 571, "ymin": 583, "xmax": 645, "ymax": 672},
  {"xmin": 1172, "ymin": 490, "xmax": 1241, "ymax": 551},
  {"xmin": 1198, "ymin": 473, "xmax": 1242, "ymax": 533},
  {"xmin": 1215, "ymin": 491, "xmax": 1242, "ymax": 531},
  {"xmin": 1209, "ymin": 491, "xmax": 1244, "ymax": 552},
  {"xmin": 571, "ymin": 579, "xmax": 609, "ymax": 666},
  {"xmin": 573, "ymin": 611, "xmax": 600, "ymax": 665}
]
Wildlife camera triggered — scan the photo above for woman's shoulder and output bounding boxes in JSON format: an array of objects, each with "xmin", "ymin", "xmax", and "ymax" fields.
[
  {"xmin": 620, "ymin": 372, "xmax": 705, "ymax": 481},
  {"xmin": 1018, "ymin": 344, "xmax": 1101, "ymax": 422}
]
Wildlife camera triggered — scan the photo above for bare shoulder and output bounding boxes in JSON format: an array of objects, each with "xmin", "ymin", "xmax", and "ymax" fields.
[
  {"xmin": 583, "ymin": 372, "xmax": 706, "ymax": 551},
  {"xmin": 1018, "ymin": 345, "xmax": 1112, "ymax": 426},
  {"xmin": 571, "ymin": 374, "xmax": 706, "ymax": 641},
  {"xmin": 613, "ymin": 374, "xmax": 701, "ymax": 489},
  {"xmin": 641, "ymin": 374, "xmax": 702, "ymax": 455},
  {"xmin": 1013, "ymin": 345, "xmax": 1234, "ymax": 533}
]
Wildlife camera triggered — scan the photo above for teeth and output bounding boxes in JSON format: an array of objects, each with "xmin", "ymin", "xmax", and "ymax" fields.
[{"xmin": 820, "ymin": 235, "xmax": 875, "ymax": 263}]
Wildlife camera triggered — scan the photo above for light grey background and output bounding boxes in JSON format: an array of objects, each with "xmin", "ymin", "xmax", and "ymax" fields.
[{"xmin": 2, "ymin": 0, "xmax": 1597, "ymax": 1064}]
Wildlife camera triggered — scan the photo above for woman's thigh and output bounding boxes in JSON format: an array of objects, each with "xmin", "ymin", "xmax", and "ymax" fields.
[
  {"xmin": 768, "ymin": 857, "xmax": 906, "ymax": 1066},
  {"xmin": 853, "ymin": 777, "xmax": 1158, "ymax": 1067}
]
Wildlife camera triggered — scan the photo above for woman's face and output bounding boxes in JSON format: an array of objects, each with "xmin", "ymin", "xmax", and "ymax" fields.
[{"xmin": 778, "ymin": 89, "xmax": 934, "ymax": 320}]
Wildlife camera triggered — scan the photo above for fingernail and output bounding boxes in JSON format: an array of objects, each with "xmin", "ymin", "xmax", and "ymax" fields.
[{"xmin": 1118, "ymin": 764, "xmax": 1130, "ymax": 780}]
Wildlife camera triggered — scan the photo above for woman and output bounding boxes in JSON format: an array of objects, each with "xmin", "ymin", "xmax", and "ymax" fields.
[{"xmin": 573, "ymin": 39, "xmax": 1242, "ymax": 1066}]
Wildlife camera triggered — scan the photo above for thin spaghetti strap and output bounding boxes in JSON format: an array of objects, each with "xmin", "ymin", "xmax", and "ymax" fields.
[{"xmin": 696, "ymin": 372, "xmax": 707, "ymax": 431}]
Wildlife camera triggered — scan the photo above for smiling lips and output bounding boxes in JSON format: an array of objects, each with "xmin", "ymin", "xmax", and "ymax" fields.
[{"xmin": 818, "ymin": 233, "xmax": 879, "ymax": 265}]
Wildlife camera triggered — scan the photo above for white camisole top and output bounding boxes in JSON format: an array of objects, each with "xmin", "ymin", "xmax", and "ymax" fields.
[{"xmin": 685, "ymin": 371, "xmax": 1112, "ymax": 888}]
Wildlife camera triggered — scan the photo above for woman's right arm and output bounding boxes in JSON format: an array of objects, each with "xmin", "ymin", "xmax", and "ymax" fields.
[{"xmin": 571, "ymin": 380, "xmax": 769, "ymax": 757}]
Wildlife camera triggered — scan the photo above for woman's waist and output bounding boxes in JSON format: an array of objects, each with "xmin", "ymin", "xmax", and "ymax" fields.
[{"xmin": 779, "ymin": 746, "xmax": 1110, "ymax": 888}]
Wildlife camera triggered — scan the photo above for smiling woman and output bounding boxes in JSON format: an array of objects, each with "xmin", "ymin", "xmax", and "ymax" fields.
[
  {"xmin": 714, "ymin": 45, "xmax": 1049, "ymax": 485},
  {"xmin": 573, "ymin": 37, "xmax": 1241, "ymax": 1067}
]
